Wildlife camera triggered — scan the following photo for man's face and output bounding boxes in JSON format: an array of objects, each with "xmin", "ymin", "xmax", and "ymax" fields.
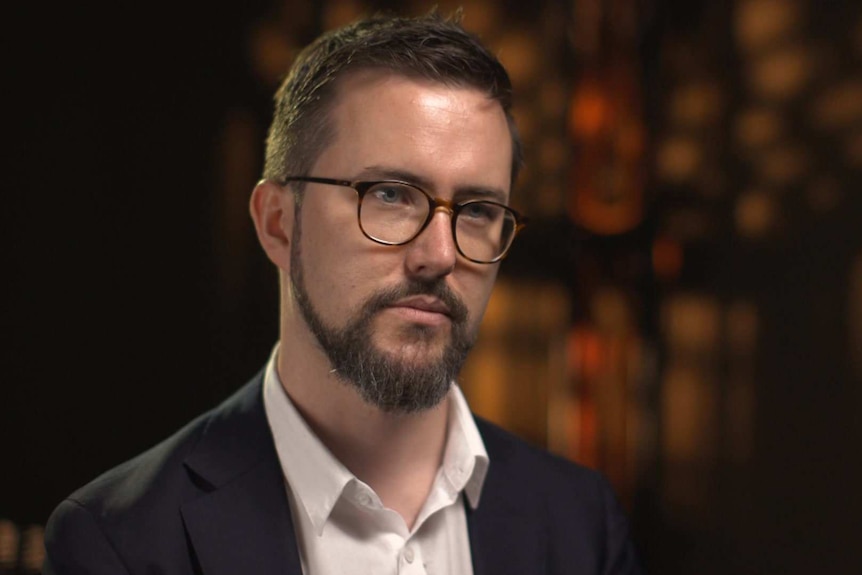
[{"xmin": 288, "ymin": 71, "xmax": 513, "ymax": 413}]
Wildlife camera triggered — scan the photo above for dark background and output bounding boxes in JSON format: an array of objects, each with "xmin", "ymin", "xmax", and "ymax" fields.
[{"xmin": 6, "ymin": 0, "xmax": 279, "ymax": 520}]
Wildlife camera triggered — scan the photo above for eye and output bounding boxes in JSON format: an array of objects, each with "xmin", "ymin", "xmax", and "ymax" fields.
[
  {"xmin": 369, "ymin": 183, "xmax": 411, "ymax": 205},
  {"xmin": 460, "ymin": 201, "xmax": 499, "ymax": 222}
]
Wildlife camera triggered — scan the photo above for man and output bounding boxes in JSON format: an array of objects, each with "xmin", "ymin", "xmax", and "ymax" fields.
[{"xmin": 45, "ymin": 13, "xmax": 643, "ymax": 575}]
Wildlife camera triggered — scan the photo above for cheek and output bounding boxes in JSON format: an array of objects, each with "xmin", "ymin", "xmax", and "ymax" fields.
[
  {"xmin": 460, "ymin": 265, "xmax": 499, "ymax": 325},
  {"xmin": 299, "ymin": 230, "xmax": 358, "ymax": 307},
  {"xmin": 297, "ymin": 207, "xmax": 398, "ymax": 316},
  {"xmin": 295, "ymin": 208, "xmax": 353, "ymax": 305}
]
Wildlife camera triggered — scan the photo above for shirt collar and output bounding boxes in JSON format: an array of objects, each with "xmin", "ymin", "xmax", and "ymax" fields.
[
  {"xmin": 263, "ymin": 346, "xmax": 355, "ymax": 535},
  {"xmin": 262, "ymin": 344, "xmax": 490, "ymax": 533},
  {"xmin": 443, "ymin": 380, "xmax": 489, "ymax": 509}
]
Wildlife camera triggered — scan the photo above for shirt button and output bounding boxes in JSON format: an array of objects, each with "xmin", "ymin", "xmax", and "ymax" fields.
[
  {"xmin": 404, "ymin": 547, "xmax": 415, "ymax": 564},
  {"xmin": 358, "ymin": 493, "xmax": 372, "ymax": 507}
]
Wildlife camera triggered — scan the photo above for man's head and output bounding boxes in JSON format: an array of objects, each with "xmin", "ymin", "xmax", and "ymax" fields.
[
  {"xmin": 251, "ymin": 13, "xmax": 522, "ymax": 414},
  {"xmin": 262, "ymin": 11, "xmax": 523, "ymax": 191}
]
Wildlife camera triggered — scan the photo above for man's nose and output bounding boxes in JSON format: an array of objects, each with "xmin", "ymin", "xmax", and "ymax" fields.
[{"xmin": 404, "ymin": 208, "xmax": 458, "ymax": 280}]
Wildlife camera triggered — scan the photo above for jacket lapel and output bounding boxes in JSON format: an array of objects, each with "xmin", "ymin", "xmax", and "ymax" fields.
[
  {"xmin": 176, "ymin": 378, "xmax": 546, "ymax": 575},
  {"xmin": 468, "ymin": 419, "xmax": 545, "ymax": 575},
  {"xmin": 180, "ymin": 374, "xmax": 303, "ymax": 575}
]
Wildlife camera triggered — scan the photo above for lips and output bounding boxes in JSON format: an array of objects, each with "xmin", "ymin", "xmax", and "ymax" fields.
[
  {"xmin": 361, "ymin": 280, "xmax": 468, "ymax": 325},
  {"xmin": 390, "ymin": 295, "xmax": 452, "ymax": 317}
]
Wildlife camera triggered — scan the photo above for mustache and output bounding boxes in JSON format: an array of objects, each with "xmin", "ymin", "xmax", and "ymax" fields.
[{"xmin": 361, "ymin": 280, "xmax": 469, "ymax": 324}]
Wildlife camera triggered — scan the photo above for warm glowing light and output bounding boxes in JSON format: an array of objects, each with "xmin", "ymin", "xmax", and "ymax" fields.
[
  {"xmin": 453, "ymin": 0, "xmax": 502, "ymax": 37},
  {"xmin": 735, "ymin": 191, "xmax": 777, "ymax": 238},
  {"xmin": 496, "ymin": 30, "xmax": 540, "ymax": 85},
  {"xmin": 0, "ymin": 520, "xmax": 19, "ymax": 569},
  {"xmin": 591, "ymin": 288, "xmax": 632, "ymax": 336},
  {"xmin": 810, "ymin": 79, "xmax": 862, "ymax": 130},
  {"xmin": 735, "ymin": 108, "xmax": 782, "ymax": 149},
  {"xmin": 249, "ymin": 24, "xmax": 299, "ymax": 88},
  {"xmin": 758, "ymin": 144, "xmax": 810, "ymax": 184},
  {"xmin": 652, "ymin": 237, "xmax": 684, "ymax": 282},
  {"xmin": 19, "ymin": 525, "xmax": 44, "ymax": 574},
  {"xmin": 569, "ymin": 80, "xmax": 610, "ymax": 137},
  {"xmin": 617, "ymin": 122, "xmax": 645, "ymax": 159},
  {"xmin": 662, "ymin": 294, "xmax": 720, "ymax": 355},
  {"xmin": 747, "ymin": 45, "xmax": 813, "ymax": 100},
  {"xmin": 322, "ymin": 0, "xmax": 366, "ymax": 29},
  {"xmin": 655, "ymin": 136, "xmax": 702, "ymax": 182},
  {"xmin": 735, "ymin": 0, "xmax": 801, "ymax": 53},
  {"xmin": 669, "ymin": 83, "xmax": 723, "ymax": 127},
  {"xmin": 569, "ymin": 328, "xmax": 605, "ymax": 380},
  {"xmin": 661, "ymin": 365, "xmax": 717, "ymax": 461},
  {"xmin": 461, "ymin": 280, "xmax": 570, "ymax": 434}
]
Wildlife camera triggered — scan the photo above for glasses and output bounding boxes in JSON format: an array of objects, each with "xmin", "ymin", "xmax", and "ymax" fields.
[{"xmin": 280, "ymin": 176, "xmax": 527, "ymax": 264}]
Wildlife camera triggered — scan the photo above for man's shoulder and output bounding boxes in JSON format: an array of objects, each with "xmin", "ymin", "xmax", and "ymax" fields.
[
  {"xmin": 49, "ymin": 372, "xmax": 267, "ymax": 533},
  {"xmin": 473, "ymin": 415, "xmax": 618, "ymax": 528},
  {"xmin": 474, "ymin": 415, "xmax": 604, "ymax": 487},
  {"xmin": 43, "ymin": 370, "xmax": 292, "ymax": 574},
  {"xmin": 471, "ymin": 416, "xmax": 643, "ymax": 574},
  {"xmin": 65, "ymin": 408, "xmax": 209, "ymax": 515}
]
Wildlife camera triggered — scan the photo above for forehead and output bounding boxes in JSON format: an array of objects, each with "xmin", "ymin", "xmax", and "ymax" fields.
[{"xmin": 317, "ymin": 70, "xmax": 513, "ymax": 196}]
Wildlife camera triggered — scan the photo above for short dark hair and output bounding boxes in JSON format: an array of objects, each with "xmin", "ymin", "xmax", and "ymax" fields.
[{"xmin": 263, "ymin": 12, "xmax": 523, "ymax": 191}]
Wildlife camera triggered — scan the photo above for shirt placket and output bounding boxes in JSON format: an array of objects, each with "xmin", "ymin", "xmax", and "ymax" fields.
[{"xmin": 398, "ymin": 541, "xmax": 427, "ymax": 575}]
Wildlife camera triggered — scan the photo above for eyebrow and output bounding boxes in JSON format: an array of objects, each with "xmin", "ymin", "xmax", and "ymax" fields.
[{"xmin": 356, "ymin": 165, "xmax": 509, "ymax": 204}]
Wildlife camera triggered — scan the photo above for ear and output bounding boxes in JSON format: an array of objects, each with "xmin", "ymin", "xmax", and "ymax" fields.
[{"xmin": 249, "ymin": 179, "xmax": 295, "ymax": 273}]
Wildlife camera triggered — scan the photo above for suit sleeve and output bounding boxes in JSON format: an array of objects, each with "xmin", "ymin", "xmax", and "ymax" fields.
[
  {"xmin": 598, "ymin": 477, "xmax": 644, "ymax": 575},
  {"xmin": 43, "ymin": 499, "xmax": 131, "ymax": 575}
]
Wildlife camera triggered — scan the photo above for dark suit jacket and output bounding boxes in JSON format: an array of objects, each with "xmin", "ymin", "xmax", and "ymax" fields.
[{"xmin": 44, "ymin": 371, "xmax": 643, "ymax": 574}]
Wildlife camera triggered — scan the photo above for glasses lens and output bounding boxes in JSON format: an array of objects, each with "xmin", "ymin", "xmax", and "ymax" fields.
[
  {"xmin": 455, "ymin": 202, "xmax": 517, "ymax": 263},
  {"xmin": 359, "ymin": 182, "xmax": 429, "ymax": 244}
]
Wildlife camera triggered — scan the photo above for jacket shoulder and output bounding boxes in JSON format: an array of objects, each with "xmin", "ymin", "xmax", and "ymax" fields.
[
  {"xmin": 44, "ymin": 373, "xmax": 267, "ymax": 570},
  {"xmin": 473, "ymin": 417, "xmax": 644, "ymax": 574},
  {"xmin": 65, "ymin": 407, "xmax": 209, "ymax": 514},
  {"xmin": 475, "ymin": 416, "xmax": 605, "ymax": 488}
]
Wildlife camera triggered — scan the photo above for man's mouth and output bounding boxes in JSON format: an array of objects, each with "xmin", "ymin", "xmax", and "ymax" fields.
[
  {"xmin": 394, "ymin": 296, "xmax": 451, "ymax": 315},
  {"xmin": 360, "ymin": 279, "xmax": 469, "ymax": 327},
  {"xmin": 386, "ymin": 296, "xmax": 453, "ymax": 325}
]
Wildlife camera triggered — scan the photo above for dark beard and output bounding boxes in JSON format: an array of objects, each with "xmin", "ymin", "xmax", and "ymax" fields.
[{"xmin": 289, "ymin": 209, "xmax": 475, "ymax": 414}]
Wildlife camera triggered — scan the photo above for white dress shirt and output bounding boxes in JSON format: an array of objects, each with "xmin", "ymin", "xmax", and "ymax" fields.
[{"xmin": 263, "ymin": 347, "xmax": 489, "ymax": 575}]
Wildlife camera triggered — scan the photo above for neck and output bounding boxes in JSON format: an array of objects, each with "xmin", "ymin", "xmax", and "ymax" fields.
[{"xmin": 276, "ymin": 327, "xmax": 450, "ymax": 529}]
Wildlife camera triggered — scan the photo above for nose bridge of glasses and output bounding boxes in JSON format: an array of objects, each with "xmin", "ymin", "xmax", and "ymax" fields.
[
  {"xmin": 408, "ymin": 196, "xmax": 459, "ymax": 254},
  {"xmin": 430, "ymin": 196, "xmax": 456, "ymax": 216}
]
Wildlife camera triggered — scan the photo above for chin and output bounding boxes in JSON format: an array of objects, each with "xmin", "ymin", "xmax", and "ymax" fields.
[{"xmin": 379, "ymin": 329, "xmax": 449, "ymax": 357}]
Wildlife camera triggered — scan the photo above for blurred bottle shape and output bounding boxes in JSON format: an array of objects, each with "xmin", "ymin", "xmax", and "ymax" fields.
[
  {"xmin": 0, "ymin": 520, "xmax": 44, "ymax": 575},
  {"xmin": 0, "ymin": 520, "xmax": 19, "ymax": 575}
]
